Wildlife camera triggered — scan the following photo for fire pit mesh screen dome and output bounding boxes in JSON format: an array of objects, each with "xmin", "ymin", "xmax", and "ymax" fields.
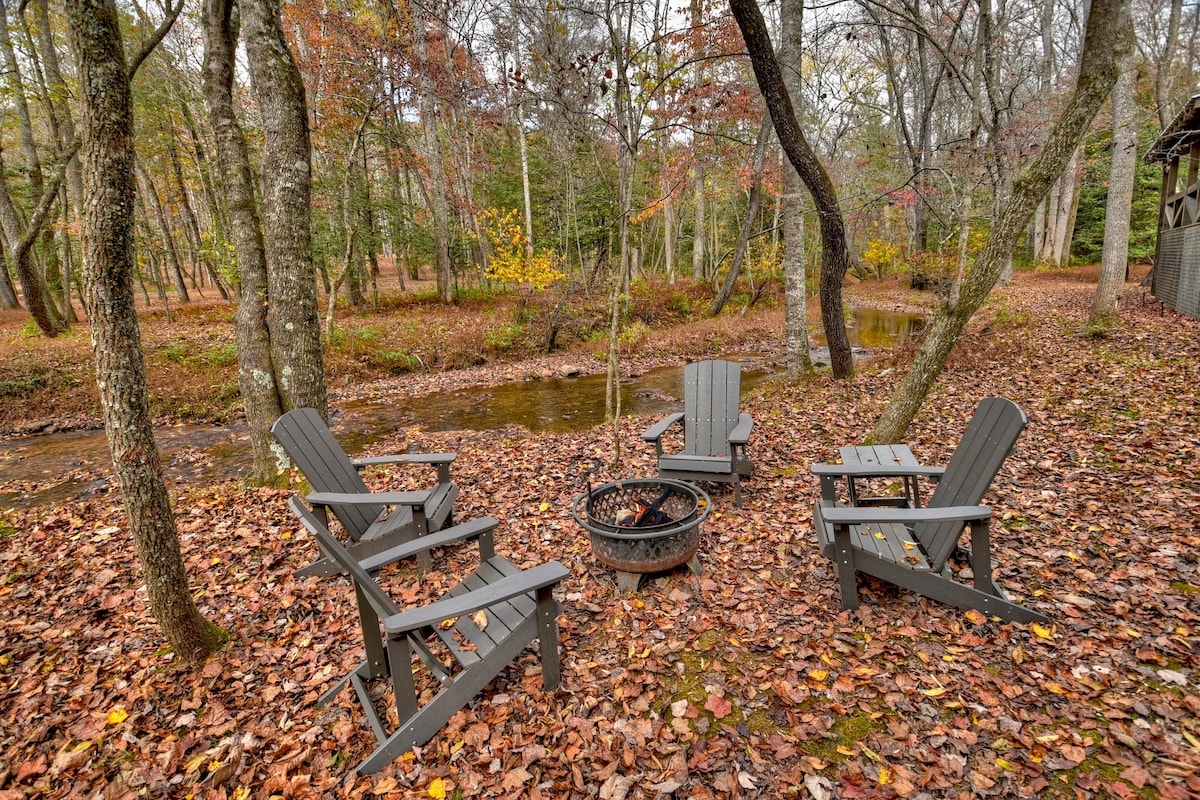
[{"xmin": 572, "ymin": 479, "xmax": 710, "ymax": 575}]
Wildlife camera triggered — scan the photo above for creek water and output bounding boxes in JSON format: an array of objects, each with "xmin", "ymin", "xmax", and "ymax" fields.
[{"xmin": 0, "ymin": 307, "xmax": 923, "ymax": 509}]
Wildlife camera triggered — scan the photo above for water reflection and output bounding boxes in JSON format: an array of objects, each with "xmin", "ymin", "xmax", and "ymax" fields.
[
  {"xmin": 0, "ymin": 307, "xmax": 923, "ymax": 508},
  {"xmin": 826, "ymin": 306, "xmax": 925, "ymax": 349},
  {"xmin": 341, "ymin": 361, "xmax": 774, "ymax": 439}
]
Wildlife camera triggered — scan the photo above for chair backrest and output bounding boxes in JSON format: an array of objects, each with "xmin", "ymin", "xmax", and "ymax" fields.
[
  {"xmin": 271, "ymin": 408, "xmax": 382, "ymax": 538},
  {"xmin": 288, "ymin": 496, "xmax": 400, "ymax": 619},
  {"xmin": 918, "ymin": 397, "xmax": 1027, "ymax": 569},
  {"xmin": 683, "ymin": 360, "xmax": 742, "ymax": 457}
]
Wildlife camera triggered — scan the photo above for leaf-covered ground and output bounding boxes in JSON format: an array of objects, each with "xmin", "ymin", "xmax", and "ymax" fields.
[{"xmin": 2, "ymin": 273, "xmax": 1198, "ymax": 799}]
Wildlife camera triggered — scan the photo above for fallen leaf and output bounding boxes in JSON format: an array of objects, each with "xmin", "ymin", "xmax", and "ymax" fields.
[{"xmin": 704, "ymin": 693, "xmax": 733, "ymax": 718}]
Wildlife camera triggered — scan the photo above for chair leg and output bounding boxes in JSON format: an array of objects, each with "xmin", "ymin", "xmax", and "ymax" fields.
[
  {"xmin": 357, "ymin": 620, "xmax": 542, "ymax": 774},
  {"xmin": 535, "ymin": 588, "xmax": 562, "ymax": 691},
  {"xmin": 832, "ymin": 526, "xmax": 860, "ymax": 610}
]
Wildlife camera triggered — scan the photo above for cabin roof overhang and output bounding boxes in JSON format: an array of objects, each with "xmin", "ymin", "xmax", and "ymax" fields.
[{"xmin": 1147, "ymin": 93, "xmax": 1200, "ymax": 164}]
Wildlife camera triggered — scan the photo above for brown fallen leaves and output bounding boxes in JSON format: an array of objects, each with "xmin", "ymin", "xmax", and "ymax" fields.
[{"xmin": 1, "ymin": 273, "xmax": 1199, "ymax": 799}]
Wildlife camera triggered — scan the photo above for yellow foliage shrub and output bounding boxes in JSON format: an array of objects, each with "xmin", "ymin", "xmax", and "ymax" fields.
[{"xmin": 478, "ymin": 208, "xmax": 566, "ymax": 291}]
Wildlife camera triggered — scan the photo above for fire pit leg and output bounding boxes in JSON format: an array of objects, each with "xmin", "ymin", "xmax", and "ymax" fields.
[
  {"xmin": 686, "ymin": 553, "xmax": 702, "ymax": 576},
  {"xmin": 614, "ymin": 570, "xmax": 642, "ymax": 593}
]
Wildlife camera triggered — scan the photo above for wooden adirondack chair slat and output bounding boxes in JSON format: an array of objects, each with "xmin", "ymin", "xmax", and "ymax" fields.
[
  {"xmin": 811, "ymin": 397, "xmax": 1047, "ymax": 623},
  {"xmin": 272, "ymin": 408, "xmax": 460, "ymax": 576},
  {"xmin": 288, "ymin": 496, "xmax": 568, "ymax": 774},
  {"xmin": 643, "ymin": 359, "xmax": 754, "ymax": 505}
]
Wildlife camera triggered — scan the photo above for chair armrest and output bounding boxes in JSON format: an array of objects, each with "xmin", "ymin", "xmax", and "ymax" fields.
[
  {"xmin": 383, "ymin": 561, "xmax": 570, "ymax": 634},
  {"xmin": 642, "ymin": 412, "xmax": 685, "ymax": 442},
  {"xmin": 358, "ymin": 516, "xmax": 499, "ymax": 572},
  {"xmin": 728, "ymin": 413, "xmax": 753, "ymax": 445},
  {"xmin": 812, "ymin": 462, "xmax": 947, "ymax": 479},
  {"xmin": 819, "ymin": 504, "xmax": 991, "ymax": 525},
  {"xmin": 352, "ymin": 452, "xmax": 456, "ymax": 483},
  {"xmin": 307, "ymin": 490, "xmax": 431, "ymax": 507},
  {"xmin": 352, "ymin": 452, "xmax": 456, "ymax": 468}
]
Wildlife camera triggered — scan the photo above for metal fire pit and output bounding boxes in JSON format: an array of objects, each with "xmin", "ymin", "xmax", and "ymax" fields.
[{"xmin": 572, "ymin": 478, "xmax": 711, "ymax": 591}]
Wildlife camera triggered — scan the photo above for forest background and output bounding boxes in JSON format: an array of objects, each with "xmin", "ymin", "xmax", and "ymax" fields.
[{"xmin": 0, "ymin": 0, "xmax": 1199, "ymax": 797}]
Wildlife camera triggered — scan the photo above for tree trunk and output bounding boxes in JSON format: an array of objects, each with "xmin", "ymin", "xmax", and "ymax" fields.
[
  {"xmin": 201, "ymin": 0, "xmax": 289, "ymax": 485},
  {"xmin": 1155, "ymin": 0, "xmax": 1184, "ymax": 129},
  {"xmin": 241, "ymin": 0, "xmax": 327, "ymax": 417},
  {"xmin": 167, "ymin": 126, "xmax": 228, "ymax": 300},
  {"xmin": 730, "ymin": 0, "xmax": 853, "ymax": 379},
  {"xmin": 867, "ymin": 0, "xmax": 1128, "ymax": 443},
  {"xmin": 780, "ymin": 0, "xmax": 812, "ymax": 377},
  {"xmin": 409, "ymin": 0, "xmax": 454, "ymax": 302},
  {"xmin": 136, "ymin": 187, "xmax": 172, "ymax": 319},
  {"xmin": 710, "ymin": 116, "xmax": 770, "ymax": 316},
  {"xmin": 137, "ymin": 162, "xmax": 191, "ymax": 302},
  {"xmin": 14, "ymin": 159, "xmax": 69, "ymax": 337},
  {"xmin": 32, "ymin": 0, "xmax": 85, "ymax": 225},
  {"xmin": 1090, "ymin": 17, "xmax": 1137, "ymax": 328},
  {"xmin": 67, "ymin": 0, "xmax": 224, "ymax": 663}
]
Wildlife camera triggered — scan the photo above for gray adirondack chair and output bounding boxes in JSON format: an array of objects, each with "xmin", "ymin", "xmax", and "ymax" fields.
[
  {"xmin": 811, "ymin": 397, "xmax": 1048, "ymax": 623},
  {"xmin": 642, "ymin": 359, "xmax": 754, "ymax": 505},
  {"xmin": 272, "ymin": 408, "xmax": 458, "ymax": 577},
  {"xmin": 288, "ymin": 496, "xmax": 569, "ymax": 774}
]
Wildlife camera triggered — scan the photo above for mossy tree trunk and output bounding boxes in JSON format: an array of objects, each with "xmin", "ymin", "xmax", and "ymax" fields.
[{"xmin": 67, "ymin": 0, "xmax": 225, "ymax": 663}]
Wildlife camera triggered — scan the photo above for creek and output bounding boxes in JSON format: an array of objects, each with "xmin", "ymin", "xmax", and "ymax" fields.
[{"xmin": 0, "ymin": 307, "xmax": 923, "ymax": 509}]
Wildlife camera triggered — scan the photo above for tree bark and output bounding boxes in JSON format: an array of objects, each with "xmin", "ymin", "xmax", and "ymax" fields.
[
  {"xmin": 201, "ymin": 0, "xmax": 288, "ymax": 485},
  {"xmin": 14, "ymin": 157, "xmax": 69, "ymax": 337},
  {"xmin": 868, "ymin": 0, "xmax": 1129, "ymax": 443},
  {"xmin": 780, "ymin": 0, "xmax": 812, "ymax": 377},
  {"xmin": 241, "ymin": 0, "xmax": 327, "ymax": 417},
  {"xmin": 67, "ymin": 0, "xmax": 224, "ymax": 663},
  {"xmin": 730, "ymin": 0, "xmax": 853, "ymax": 379},
  {"xmin": 1090, "ymin": 15, "xmax": 1138, "ymax": 328}
]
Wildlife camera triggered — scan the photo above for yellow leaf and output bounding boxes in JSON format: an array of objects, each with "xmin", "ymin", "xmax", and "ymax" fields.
[
  {"xmin": 1124, "ymin": 627, "xmax": 1141, "ymax": 638},
  {"xmin": 874, "ymin": 531, "xmax": 886, "ymax": 539},
  {"xmin": 836, "ymin": 745, "xmax": 856, "ymax": 756},
  {"xmin": 1044, "ymin": 682, "xmax": 1067, "ymax": 694},
  {"xmin": 440, "ymin": 617, "xmax": 459, "ymax": 629},
  {"xmin": 1035, "ymin": 734, "xmax": 1060, "ymax": 743},
  {"xmin": 184, "ymin": 754, "xmax": 207, "ymax": 774},
  {"xmin": 428, "ymin": 778, "xmax": 449, "ymax": 799},
  {"xmin": 878, "ymin": 765, "xmax": 891, "ymax": 785},
  {"xmin": 1031, "ymin": 623, "xmax": 1054, "ymax": 639},
  {"xmin": 209, "ymin": 760, "xmax": 223, "ymax": 772},
  {"xmin": 901, "ymin": 540, "xmax": 918, "ymax": 550},
  {"xmin": 106, "ymin": 707, "xmax": 128, "ymax": 725},
  {"xmin": 922, "ymin": 687, "xmax": 947, "ymax": 697},
  {"xmin": 232, "ymin": 788, "xmax": 251, "ymax": 800},
  {"xmin": 72, "ymin": 741, "xmax": 93, "ymax": 752},
  {"xmin": 964, "ymin": 609, "xmax": 987, "ymax": 625},
  {"xmin": 996, "ymin": 757, "xmax": 1016, "ymax": 771},
  {"xmin": 809, "ymin": 668, "xmax": 829, "ymax": 682},
  {"xmin": 539, "ymin": 502, "xmax": 550, "ymax": 512}
]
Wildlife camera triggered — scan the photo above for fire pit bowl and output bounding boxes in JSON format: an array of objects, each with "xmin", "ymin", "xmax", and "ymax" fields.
[{"xmin": 572, "ymin": 478, "xmax": 711, "ymax": 591}]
